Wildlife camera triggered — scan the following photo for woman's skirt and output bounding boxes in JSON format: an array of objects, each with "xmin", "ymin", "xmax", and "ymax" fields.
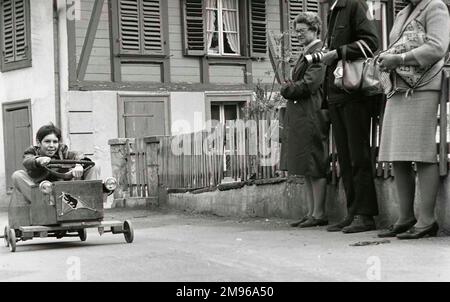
[{"xmin": 378, "ymin": 91, "xmax": 439, "ymax": 163}]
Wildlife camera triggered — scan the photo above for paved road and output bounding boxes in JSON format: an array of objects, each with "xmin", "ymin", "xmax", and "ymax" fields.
[{"xmin": 1, "ymin": 208, "xmax": 450, "ymax": 282}]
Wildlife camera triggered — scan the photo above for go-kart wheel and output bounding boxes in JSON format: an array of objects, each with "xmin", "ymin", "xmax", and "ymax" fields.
[
  {"xmin": 4, "ymin": 226, "xmax": 9, "ymax": 247},
  {"xmin": 9, "ymin": 229, "xmax": 16, "ymax": 253},
  {"xmin": 123, "ymin": 220, "xmax": 134, "ymax": 243},
  {"xmin": 78, "ymin": 229, "xmax": 87, "ymax": 242}
]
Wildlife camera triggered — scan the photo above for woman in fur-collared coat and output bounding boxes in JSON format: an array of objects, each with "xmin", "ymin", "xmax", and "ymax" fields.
[{"xmin": 281, "ymin": 12, "xmax": 330, "ymax": 228}]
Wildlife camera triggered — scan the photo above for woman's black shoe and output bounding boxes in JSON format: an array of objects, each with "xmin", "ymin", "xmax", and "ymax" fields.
[
  {"xmin": 396, "ymin": 222, "xmax": 439, "ymax": 240},
  {"xmin": 299, "ymin": 217, "xmax": 328, "ymax": 228},
  {"xmin": 290, "ymin": 216, "xmax": 310, "ymax": 227},
  {"xmin": 378, "ymin": 219, "xmax": 417, "ymax": 238}
]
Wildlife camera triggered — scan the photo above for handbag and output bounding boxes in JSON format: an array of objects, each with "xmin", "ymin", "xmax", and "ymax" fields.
[
  {"xmin": 334, "ymin": 40, "xmax": 384, "ymax": 95},
  {"xmin": 385, "ymin": 0, "xmax": 441, "ymax": 90},
  {"xmin": 386, "ymin": 20, "xmax": 429, "ymax": 87}
]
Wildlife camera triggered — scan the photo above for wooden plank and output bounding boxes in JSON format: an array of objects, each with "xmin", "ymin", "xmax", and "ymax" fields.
[
  {"xmin": 377, "ymin": 97, "xmax": 387, "ymax": 177},
  {"xmin": 141, "ymin": 138, "xmax": 149, "ymax": 197},
  {"xmin": 124, "ymin": 139, "xmax": 133, "ymax": 197},
  {"xmin": 135, "ymin": 139, "xmax": 143, "ymax": 197},
  {"xmin": 370, "ymin": 116, "xmax": 378, "ymax": 177},
  {"xmin": 202, "ymin": 131, "xmax": 206, "ymax": 187},
  {"xmin": 330, "ymin": 125, "xmax": 337, "ymax": 185},
  {"xmin": 217, "ymin": 124, "xmax": 225, "ymax": 184},
  {"xmin": 439, "ymin": 72, "xmax": 449, "ymax": 176}
]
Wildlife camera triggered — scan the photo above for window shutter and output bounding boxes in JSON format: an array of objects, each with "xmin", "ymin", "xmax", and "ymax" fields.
[
  {"xmin": 288, "ymin": 0, "xmax": 304, "ymax": 59},
  {"xmin": 305, "ymin": 0, "xmax": 319, "ymax": 13},
  {"xmin": 182, "ymin": 0, "xmax": 205, "ymax": 56},
  {"xmin": 2, "ymin": 0, "xmax": 15, "ymax": 63},
  {"xmin": 13, "ymin": 0, "xmax": 27, "ymax": 60},
  {"xmin": 249, "ymin": 0, "xmax": 267, "ymax": 58},
  {"xmin": 394, "ymin": 0, "xmax": 408, "ymax": 15},
  {"xmin": 1, "ymin": 0, "xmax": 28, "ymax": 64},
  {"xmin": 119, "ymin": 0, "xmax": 141, "ymax": 53},
  {"xmin": 142, "ymin": 0, "xmax": 163, "ymax": 54}
]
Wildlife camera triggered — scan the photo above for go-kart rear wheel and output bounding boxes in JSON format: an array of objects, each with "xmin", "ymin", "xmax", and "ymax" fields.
[
  {"xmin": 4, "ymin": 226, "xmax": 9, "ymax": 247},
  {"xmin": 123, "ymin": 220, "xmax": 134, "ymax": 243},
  {"xmin": 78, "ymin": 229, "xmax": 87, "ymax": 242},
  {"xmin": 9, "ymin": 229, "xmax": 16, "ymax": 253}
]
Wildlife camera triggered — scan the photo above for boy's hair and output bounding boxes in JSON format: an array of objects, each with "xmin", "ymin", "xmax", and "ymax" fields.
[{"xmin": 36, "ymin": 123, "xmax": 62, "ymax": 143}]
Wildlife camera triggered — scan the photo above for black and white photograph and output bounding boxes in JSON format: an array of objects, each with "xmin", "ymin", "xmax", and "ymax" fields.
[{"xmin": 1, "ymin": 0, "xmax": 450, "ymax": 286}]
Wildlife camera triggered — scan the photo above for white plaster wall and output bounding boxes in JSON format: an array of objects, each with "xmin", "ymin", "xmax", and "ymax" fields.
[
  {"xmin": 0, "ymin": 0, "xmax": 55, "ymax": 207},
  {"xmin": 64, "ymin": 91, "xmax": 118, "ymax": 181},
  {"xmin": 170, "ymin": 92, "xmax": 206, "ymax": 135}
]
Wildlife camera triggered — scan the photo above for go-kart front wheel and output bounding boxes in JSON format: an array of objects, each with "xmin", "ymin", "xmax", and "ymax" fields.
[
  {"xmin": 123, "ymin": 220, "xmax": 134, "ymax": 243},
  {"xmin": 4, "ymin": 226, "xmax": 9, "ymax": 247},
  {"xmin": 78, "ymin": 229, "xmax": 87, "ymax": 242},
  {"xmin": 8, "ymin": 229, "xmax": 16, "ymax": 253}
]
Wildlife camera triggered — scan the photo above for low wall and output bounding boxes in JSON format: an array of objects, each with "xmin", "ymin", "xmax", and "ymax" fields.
[
  {"xmin": 107, "ymin": 135, "xmax": 450, "ymax": 233},
  {"xmin": 165, "ymin": 177, "xmax": 450, "ymax": 233}
]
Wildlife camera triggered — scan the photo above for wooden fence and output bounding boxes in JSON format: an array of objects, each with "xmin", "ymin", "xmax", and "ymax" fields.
[
  {"xmin": 117, "ymin": 75, "xmax": 449, "ymax": 196},
  {"xmin": 158, "ymin": 110, "xmax": 282, "ymax": 189}
]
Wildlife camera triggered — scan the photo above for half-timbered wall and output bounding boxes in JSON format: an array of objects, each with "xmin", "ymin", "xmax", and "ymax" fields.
[
  {"xmin": 75, "ymin": 0, "xmax": 111, "ymax": 81},
  {"xmin": 168, "ymin": 0, "xmax": 201, "ymax": 83}
]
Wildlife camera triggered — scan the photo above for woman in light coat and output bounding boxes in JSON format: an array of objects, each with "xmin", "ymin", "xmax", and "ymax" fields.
[{"xmin": 377, "ymin": 0, "xmax": 450, "ymax": 239}]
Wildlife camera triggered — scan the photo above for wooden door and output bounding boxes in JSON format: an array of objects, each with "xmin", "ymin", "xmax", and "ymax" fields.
[
  {"xmin": 2, "ymin": 101, "xmax": 32, "ymax": 192},
  {"xmin": 118, "ymin": 95, "xmax": 169, "ymax": 138}
]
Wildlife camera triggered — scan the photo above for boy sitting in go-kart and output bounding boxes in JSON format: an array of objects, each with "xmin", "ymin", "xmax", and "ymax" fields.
[{"xmin": 11, "ymin": 123, "xmax": 100, "ymax": 202}]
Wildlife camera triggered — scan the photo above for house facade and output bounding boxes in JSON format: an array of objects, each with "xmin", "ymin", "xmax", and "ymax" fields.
[{"xmin": 0, "ymin": 0, "xmax": 448, "ymax": 207}]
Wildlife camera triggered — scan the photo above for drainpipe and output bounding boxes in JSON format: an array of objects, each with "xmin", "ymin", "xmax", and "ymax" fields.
[{"xmin": 53, "ymin": 0, "xmax": 61, "ymax": 128}]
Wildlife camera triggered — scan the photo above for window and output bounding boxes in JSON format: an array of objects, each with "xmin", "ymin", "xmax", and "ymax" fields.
[
  {"xmin": 0, "ymin": 0, "xmax": 31, "ymax": 72},
  {"xmin": 211, "ymin": 102, "xmax": 241, "ymax": 176},
  {"xmin": 116, "ymin": 0, "xmax": 165, "ymax": 55},
  {"xmin": 110, "ymin": 0, "xmax": 170, "ymax": 83},
  {"xmin": 206, "ymin": 0, "xmax": 240, "ymax": 56},
  {"xmin": 182, "ymin": 0, "xmax": 267, "ymax": 58}
]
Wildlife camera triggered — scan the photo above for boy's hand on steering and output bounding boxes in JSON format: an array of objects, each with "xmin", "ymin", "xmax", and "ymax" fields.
[
  {"xmin": 71, "ymin": 164, "xmax": 84, "ymax": 178},
  {"xmin": 36, "ymin": 157, "xmax": 51, "ymax": 166}
]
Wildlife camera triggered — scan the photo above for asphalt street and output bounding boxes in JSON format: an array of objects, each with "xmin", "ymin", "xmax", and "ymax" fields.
[{"xmin": 1, "ymin": 208, "xmax": 450, "ymax": 282}]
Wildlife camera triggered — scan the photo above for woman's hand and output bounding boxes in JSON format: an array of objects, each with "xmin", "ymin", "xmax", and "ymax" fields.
[
  {"xmin": 36, "ymin": 156, "xmax": 51, "ymax": 166},
  {"xmin": 280, "ymin": 80, "xmax": 294, "ymax": 98},
  {"xmin": 71, "ymin": 164, "xmax": 84, "ymax": 179},
  {"xmin": 378, "ymin": 53, "xmax": 402, "ymax": 72}
]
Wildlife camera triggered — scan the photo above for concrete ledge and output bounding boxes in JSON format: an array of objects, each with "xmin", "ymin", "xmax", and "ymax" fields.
[{"xmin": 165, "ymin": 177, "xmax": 450, "ymax": 233}]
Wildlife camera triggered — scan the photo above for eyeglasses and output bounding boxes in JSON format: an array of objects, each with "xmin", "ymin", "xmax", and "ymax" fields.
[{"xmin": 293, "ymin": 28, "xmax": 311, "ymax": 35}]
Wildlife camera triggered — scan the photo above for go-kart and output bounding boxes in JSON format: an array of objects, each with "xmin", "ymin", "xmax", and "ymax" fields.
[{"xmin": 3, "ymin": 159, "xmax": 134, "ymax": 252}]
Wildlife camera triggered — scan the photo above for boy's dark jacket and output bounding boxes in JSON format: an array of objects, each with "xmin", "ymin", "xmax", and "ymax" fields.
[{"xmin": 22, "ymin": 144, "xmax": 84, "ymax": 182}]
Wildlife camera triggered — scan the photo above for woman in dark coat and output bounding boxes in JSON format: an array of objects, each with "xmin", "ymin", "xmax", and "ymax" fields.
[{"xmin": 281, "ymin": 12, "xmax": 330, "ymax": 228}]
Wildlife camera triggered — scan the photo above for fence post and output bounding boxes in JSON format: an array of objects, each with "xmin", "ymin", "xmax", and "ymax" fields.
[
  {"xmin": 144, "ymin": 136, "xmax": 163, "ymax": 207},
  {"xmin": 439, "ymin": 71, "xmax": 449, "ymax": 176},
  {"xmin": 108, "ymin": 138, "xmax": 131, "ymax": 207}
]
